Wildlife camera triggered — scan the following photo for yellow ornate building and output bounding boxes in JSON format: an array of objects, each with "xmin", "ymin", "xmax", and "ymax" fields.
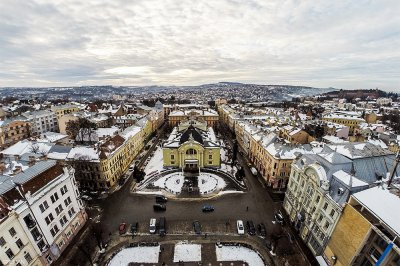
[{"xmin": 163, "ymin": 120, "xmax": 220, "ymax": 171}]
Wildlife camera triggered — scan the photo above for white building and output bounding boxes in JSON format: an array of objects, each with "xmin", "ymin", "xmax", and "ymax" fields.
[
  {"xmin": 0, "ymin": 160, "xmax": 87, "ymax": 265},
  {"xmin": 0, "ymin": 211, "xmax": 41, "ymax": 266},
  {"xmin": 284, "ymin": 152, "xmax": 368, "ymax": 255},
  {"xmin": 23, "ymin": 110, "xmax": 58, "ymax": 136},
  {"xmin": 376, "ymin": 97, "xmax": 392, "ymax": 106}
]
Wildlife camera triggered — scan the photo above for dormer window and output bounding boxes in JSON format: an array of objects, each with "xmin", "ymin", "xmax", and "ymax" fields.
[{"xmin": 338, "ymin": 188, "xmax": 344, "ymax": 195}]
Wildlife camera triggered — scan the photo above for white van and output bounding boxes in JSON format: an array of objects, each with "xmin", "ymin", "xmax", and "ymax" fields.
[{"xmin": 149, "ymin": 218, "xmax": 157, "ymax": 234}]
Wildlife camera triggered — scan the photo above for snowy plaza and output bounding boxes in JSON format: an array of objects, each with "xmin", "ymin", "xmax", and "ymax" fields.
[{"xmin": 107, "ymin": 242, "xmax": 266, "ymax": 266}]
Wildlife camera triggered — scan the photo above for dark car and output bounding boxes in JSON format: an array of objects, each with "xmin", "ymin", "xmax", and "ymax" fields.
[
  {"xmin": 159, "ymin": 217, "xmax": 166, "ymax": 237},
  {"xmin": 193, "ymin": 220, "xmax": 202, "ymax": 234},
  {"xmin": 153, "ymin": 204, "xmax": 166, "ymax": 212},
  {"xmin": 131, "ymin": 222, "xmax": 138, "ymax": 234},
  {"xmin": 202, "ymin": 204, "xmax": 214, "ymax": 212},
  {"xmin": 246, "ymin": 220, "xmax": 256, "ymax": 235},
  {"xmin": 119, "ymin": 223, "xmax": 127, "ymax": 235},
  {"xmin": 155, "ymin": 195, "xmax": 168, "ymax": 203},
  {"xmin": 257, "ymin": 223, "xmax": 266, "ymax": 237}
]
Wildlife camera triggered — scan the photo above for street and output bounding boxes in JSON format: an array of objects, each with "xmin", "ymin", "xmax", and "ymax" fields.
[{"xmin": 58, "ymin": 125, "xmax": 308, "ymax": 266}]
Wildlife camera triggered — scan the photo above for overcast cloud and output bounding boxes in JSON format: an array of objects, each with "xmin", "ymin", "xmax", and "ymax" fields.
[{"xmin": 0, "ymin": 0, "xmax": 399, "ymax": 90}]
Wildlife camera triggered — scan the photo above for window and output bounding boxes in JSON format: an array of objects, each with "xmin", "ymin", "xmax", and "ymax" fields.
[
  {"xmin": 39, "ymin": 201, "xmax": 49, "ymax": 213},
  {"xmin": 324, "ymin": 221, "xmax": 330, "ymax": 230},
  {"xmin": 50, "ymin": 225, "xmax": 59, "ymax": 237},
  {"xmin": 0, "ymin": 237, "xmax": 5, "ymax": 246},
  {"xmin": 315, "ymin": 196, "xmax": 320, "ymax": 203},
  {"xmin": 209, "ymin": 154, "xmax": 212, "ymax": 160},
  {"xmin": 46, "ymin": 255, "xmax": 53, "ymax": 263},
  {"xmin": 186, "ymin": 149, "xmax": 197, "ymax": 155},
  {"xmin": 55, "ymin": 204, "xmax": 64, "ymax": 215},
  {"xmin": 9, "ymin": 227, "xmax": 16, "ymax": 237},
  {"xmin": 60, "ymin": 185, "xmax": 68, "ymax": 195},
  {"xmin": 45, "ymin": 213, "xmax": 54, "ymax": 225},
  {"xmin": 170, "ymin": 154, "xmax": 175, "ymax": 160},
  {"xmin": 16, "ymin": 239, "xmax": 23, "ymax": 249},
  {"xmin": 64, "ymin": 197, "xmax": 72, "ymax": 207},
  {"xmin": 318, "ymin": 214, "xmax": 323, "ymax": 223},
  {"xmin": 60, "ymin": 215, "xmax": 68, "ymax": 227},
  {"xmin": 25, "ymin": 253, "xmax": 33, "ymax": 263},
  {"xmin": 68, "ymin": 207, "xmax": 76, "ymax": 218},
  {"xmin": 6, "ymin": 248, "xmax": 14, "ymax": 259},
  {"xmin": 369, "ymin": 246, "xmax": 382, "ymax": 262},
  {"xmin": 323, "ymin": 203, "xmax": 328, "ymax": 211},
  {"xmin": 50, "ymin": 192, "xmax": 59, "ymax": 203},
  {"xmin": 330, "ymin": 209, "xmax": 335, "ymax": 218},
  {"xmin": 58, "ymin": 239, "xmax": 65, "ymax": 249}
]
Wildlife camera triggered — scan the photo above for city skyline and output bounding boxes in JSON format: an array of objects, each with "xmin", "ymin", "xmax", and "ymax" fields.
[{"xmin": 1, "ymin": 0, "xmax": 400, "ymax": 91}]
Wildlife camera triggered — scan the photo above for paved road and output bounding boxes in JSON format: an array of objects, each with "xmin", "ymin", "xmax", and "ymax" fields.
[{"xmin": 71, "ymin": 126, "xmax": 306, "ymax": 265}]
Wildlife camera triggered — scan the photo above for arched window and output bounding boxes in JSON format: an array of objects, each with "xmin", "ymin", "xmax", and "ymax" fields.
[{"xmin": 186, "ymin": 149, "xmax": 197, "ymax": 155}]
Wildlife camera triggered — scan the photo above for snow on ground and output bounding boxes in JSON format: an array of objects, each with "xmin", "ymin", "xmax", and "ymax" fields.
[
  {"xmin": 154, "ymin": 172, "xmax": 184, "ymax": 194},
  {"xmin": 107, "ymin": 246, "xmax": 160, "ymax": 265},
  {"xmin": 221, "ymin": 163, "xmax": 238, "ymax": 175},
  {"xmin": 144, "ymin": 147, "xmax": 164, "ymax": 179},
  {"xmin": 220, "ymin": 148, "xmax": 227, "ymax": 161},
  {"xmin": 218, "ymin": 190, "xmax": 244, "ymax": 196},
  {"xmin": 135, "ymin": 191, "xmax": 164, "ymax": 195},
  {"xmin": 173, "ymin": 242, "xmax": 201, "ymax": 262},
  {"xmin": 215, "ymin": 245, "xmax": 265, "ymax": 266},
  {"xmin": 198, "ymin": 173, "xmax": 227, "ymax": 194}
]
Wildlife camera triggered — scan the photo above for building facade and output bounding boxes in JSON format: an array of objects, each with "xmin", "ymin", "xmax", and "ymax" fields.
[
  {"xmin": 324, "ymin": 186, "xmax": 400, "ymax": 266},
  {"xmin": 0, "ymin": 160, "xmax": 87, "ymax": 265},
  {"xmin": 23, "ymin": 110, "xmax": 58, "ymax": 136},
  {"xmin": 163, "ymin": 120, "xmax": 220, "ymax": 170},
  {"xmin": 0, "ymin": 117, "xmax": 31, "ymax": 150},
  {"xmin": 67, "ymin": 125, "xmax": 143, "ymax": 190}
]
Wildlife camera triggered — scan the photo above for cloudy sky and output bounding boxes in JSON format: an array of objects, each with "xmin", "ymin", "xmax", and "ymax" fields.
[{"xmin": 1, "ymin": 0, "xmax": 399, "ymax": 90}]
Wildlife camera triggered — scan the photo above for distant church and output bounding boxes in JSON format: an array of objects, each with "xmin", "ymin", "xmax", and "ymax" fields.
[{"xmin": 163, "ymin": 119, "xmax": 220, "ymax": 172}]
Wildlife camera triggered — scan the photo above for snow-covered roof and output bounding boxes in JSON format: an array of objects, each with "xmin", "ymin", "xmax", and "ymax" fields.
[
  {"xmin": 40, "ymin": 132, "xmax": 68, "ymax": 143},
  {"xmin": 333, "ymin": 170, "xmax": 368, "ymax": 188},
  {"xmin": 120, "ymin": 125, "xmax": 141, "ymax": 140},
  {"xmin": 1, "ymin": 140, "xmax": 53, "ymax": 157},
  {"xmin": 353, "ymin": 186, "xmax": 400, "ymax": 236},
  {"xmin": 67, "ymin": 146, "xmax": 99, "ymax": 161}
]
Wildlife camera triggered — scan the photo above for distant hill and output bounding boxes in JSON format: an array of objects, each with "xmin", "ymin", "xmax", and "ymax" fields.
[
  {"xmin": 0, "ymin": 82, "xmax": 337, "ymax": 102},
  {"xmin": 321, "ymin": 89, "xmax": 398, "ymax": 100}
]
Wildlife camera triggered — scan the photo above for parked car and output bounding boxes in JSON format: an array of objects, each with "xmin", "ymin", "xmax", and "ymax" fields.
[
  {"xmin": 149, "ymin": 218, "xmax": 156, "ymax": 234},
  {"xmin": 246, "ymin": 220, "xmax": 256, "ymax": 235},
  {"xmin": 257, "ymin": 223, "xmax": 266, "ymax": 237},
  {"xmin": 155, "ymin": 195, "xmax": 168, "ymax": 203},
  {"xmin": 159, "ymin": 217, "xmax": 166, "ymax": 237},
  {"xmin": 153, "ymin": 204, "xmax": 166, "ymax": 211},
  {"xmin": 119, "ymin": 223, "xmax": 127, "ymax": 235},
  {"xmin": 237, "ymin": 220, "xmax": 245, "ymax": 235},
  {"xmin": 274, "ymin": 211, "xmax": 285, "ymax": 225},
  {"xmin": 202, "ymin": 204, "xmax": 214, "ymax": 212},
  {"xmin": 131, "ymin": 222, "xmax": 138, "ymax": 234},
  {"xmin": 193, "ymin": 220, "xmax": 202, "ymax": 234}
]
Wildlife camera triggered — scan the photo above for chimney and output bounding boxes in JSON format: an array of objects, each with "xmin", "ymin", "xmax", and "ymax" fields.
[
  {"xmin": 13, "ymin": 166, "xmax": 22, "ymax": 175},
  {"xmin": 28, "ymin": 155, "xmax": 36, "ymax": 166}
]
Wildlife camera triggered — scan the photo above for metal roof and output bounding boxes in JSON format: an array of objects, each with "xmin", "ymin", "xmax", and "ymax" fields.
[{"xmin": 13, "ymin": 160, "xmax": 57, "ymax": 184}]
